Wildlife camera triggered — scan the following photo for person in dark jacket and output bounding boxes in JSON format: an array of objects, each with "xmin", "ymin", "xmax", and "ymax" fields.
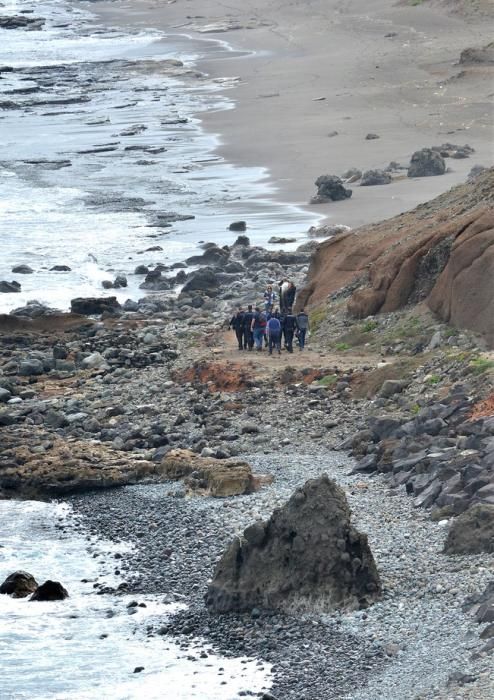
[
  {"xmin": 242, "ymin": 305, "xmax": 254, "ymax": 350},
  {"xmin": 285, "ymin": 281, "xmax": 296, "ymax": 312},
  {"xmin": 295, "ymin": 308, "xmax": 309, "ymax": 350},
  {"xmin": 282, "ymin": 311, "xmax": 298, "ymax": 353},
  {"xmin": 266, "ymin": 314, "xmax": 282, "ymax": 355},
  {"xmin": 229, "ymin": 307, "xmax": 245, "ymax": 350},
  {"xmin": 251, "ymin": 307, "xmax": 267, "ymax": 351}
]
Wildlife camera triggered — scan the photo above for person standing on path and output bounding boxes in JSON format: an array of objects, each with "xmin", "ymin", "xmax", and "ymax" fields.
[
  {"xmin": 251, "ymin": 307, "xmax": 267, "ymax": 351},
  {"xmin": 242, "ymin": 304, "xmax": 255, "ymax": 350},
  {"xmin": 282, "ymin": 311, "xmax": 298, "ymax": 353},
  {"xmin": 278, "ymin": 279, "xmax": 290, "ymax": 313},
  {"xmin": 266, "ymin": 314, "xmax": 282, "ymax": 355},
  {"xmin": 263, "ymin": 285, "xmax": 276, "ymax": 314},
  {"xmin": 229, "ymin": 306, "xmax": 245, "ymax": 351},
  {"xmin": 295, "ymin": 308, "xmax": 309, "ymax": 350},
  {"xmin": 286, "ymin": 281, "xmax": 297, "ymax": 313}
]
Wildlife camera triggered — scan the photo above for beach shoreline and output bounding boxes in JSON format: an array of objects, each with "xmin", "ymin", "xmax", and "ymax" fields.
[{"xmin": 85, "ymin": 0, "xmax": 493, "ymax": 228}]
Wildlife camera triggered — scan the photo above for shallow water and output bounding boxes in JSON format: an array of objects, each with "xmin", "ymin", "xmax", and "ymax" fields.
[
  {"xmin": 0, "ymin": 499, "xmax": 272, "ymax": 699},
  {"xmin": 0, "ymin": 0, "xmax": 318, "ymax": 312}
]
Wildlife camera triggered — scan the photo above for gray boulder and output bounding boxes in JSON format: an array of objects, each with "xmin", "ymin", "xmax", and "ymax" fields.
[
  {"xmin": 139, "ymin": 270, "xmax": 170, "ymax": 291},
  {"xmin": 182, "ymin": 268, "xmax": 220, "ymax": 295},
  {"xmin": 205, "ymin": 474, "xmax": 381, "ymax": 613},
  {"xmin": 12, "ymin": 265, "xmax": 33, "ymax": 274},
  {"xmin": 19, "ymin": 359, "xmax": 44, "ymax": 376},
  {"xmin": 360, "ymin": 169, "xmax": 392, "ymax": 186},
  {"xmin": 70, "ymin": 297, "xmax": 121, "ymax": 315},
  {"xmin": 311, "ymin": 175, "xmax": 352, "ymax": 203},
  {"xmin": 444, "ymin": 504, "xmax": 494, "ymax": 554},
  {"xmin": 407, "ymin": 148, "xmax": 446, "ymax": 178}
]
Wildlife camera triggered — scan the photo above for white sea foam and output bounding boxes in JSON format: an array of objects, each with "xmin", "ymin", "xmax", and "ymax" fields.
[{"xmin": 0, "ymin": 499, "xmax": 272, "ymax": 699}]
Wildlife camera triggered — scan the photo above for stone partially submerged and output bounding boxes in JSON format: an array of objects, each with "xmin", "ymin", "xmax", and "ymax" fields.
[
  {"xmin": 0, "ymin": 571, "xmax": 38, "ymax": 598},
  {"xmin": 160, "ymin": 448, "xmax": 270, "ymax": 497},
  {"xmin": 205, "ymin": 474, "xmax": 381, "ymax": 613}
]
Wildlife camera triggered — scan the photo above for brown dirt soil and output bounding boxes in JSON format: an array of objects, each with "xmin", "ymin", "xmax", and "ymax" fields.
[{"xmin": 470, "ymin": 392, "xmax": 494, "ymax": 420}]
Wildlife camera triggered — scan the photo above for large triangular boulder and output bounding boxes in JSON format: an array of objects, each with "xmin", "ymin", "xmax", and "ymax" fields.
[{"xmin": 205, "ymin": 474, "xmax": 381, "ymax": 613}]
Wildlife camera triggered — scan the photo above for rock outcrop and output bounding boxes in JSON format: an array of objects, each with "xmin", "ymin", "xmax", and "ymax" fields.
[
  {"xmin": 160, "ymin": 448, "xmax": 269, "ymax": 497},
  {"xmin": 205, "ymin": 475, "xmax": 381, "ymax": 612},
  {"xmin": 444, "ymin": 504, "xmax": 494, "ymax": 554},
  {"xmin": 297, "ymin": 169, "xmax": 494, "ymax": 346},
  {"xmin": 0, "ymin": 571, "xmax": 38, "ymax": 598},
  {"xmin": 70, "ymin": 297, "xmax": 121, "ymax": 315}
]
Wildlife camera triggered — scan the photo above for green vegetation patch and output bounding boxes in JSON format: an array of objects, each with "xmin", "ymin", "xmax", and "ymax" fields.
[
  {"xmin": 317, "ymin": 374, "xmax": 338, "ymax": 388},
  {"xmin": 469, "ymin": 357, "xmax": 494, "ymax": 375}
]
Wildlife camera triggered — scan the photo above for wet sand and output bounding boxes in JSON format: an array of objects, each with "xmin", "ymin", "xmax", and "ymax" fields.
[{"xmin": 89, "ymin": 0, "xmax": 493, "ymax": 228}]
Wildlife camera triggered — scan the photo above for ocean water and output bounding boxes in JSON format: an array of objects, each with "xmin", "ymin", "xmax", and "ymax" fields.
[
  {"xmin": 0, "ymin": 0, "xmax": 318, "ymax": 312},
  {"xmin": 0, "ymin": 500, "xmax": 272, "ymax": 699}
]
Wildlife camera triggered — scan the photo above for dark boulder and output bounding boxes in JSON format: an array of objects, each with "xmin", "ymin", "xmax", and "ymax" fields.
[
  {"xmin": 134, "ymin": 265, "xmax": 149, "ymax": 275},
  {"xmin": 205, "ymin": 474, "xmax": 381, "ymax": 613},
  {"xmin": 30, "ymin": 580, "xmax": 68, "ymax": 601},
  {"xmin": 11, "ymin": 265, "xmax": 33, "ymax": 274},
  {"xmin": 311, "ymin": 175, "xmax": 352, "ymax": 203},
  {"xmin": 70, "ymin": 297, "xmax": 121, "ymax": 315},
  {"xmin": 50, "ymin": 265, "xmax": 71, "ymax": 272},
  {"xmin": 228, "ymin": 221, "xmax": 247, "ymax": 232},
  {"xmin": 185, "ymin": 245, "xmax": 230, "ymax": 267},
  {"xmin": 0, "ymin": 16, "xmax": 45, "ymax": 30},
  {"xmin": 182, "ymin": 268, "xmax": 220, "ymax": 295},
  {"xmin": 0, "ymin": 571, "xmax": 38, "ymax": 598},
  {"xmin": 407, "ymin": 148, "xmax": 446, "ymax": 178},
  {"xmin": 113, "ymin": 274, "xmax": 127, "ymax": 288},
  {"xmin": 0, "ymin": 281, "xmax": 21, "ymax": 293},
  {"xmin": 138, "ymin": 270, "xmax": 170, "ymax": 291},
  {"xmin": 360, "ymin": 169, "xmax": 392, "ymax": 186},
  {"xmin": 232, "ymin": 235, "xmax": 250, "ymax": 247},
  {"xmin": 444, "ymin": 504, "xmax": 494, "ymax": 555}
]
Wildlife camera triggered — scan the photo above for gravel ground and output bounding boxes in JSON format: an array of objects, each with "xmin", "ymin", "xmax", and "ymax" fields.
[{"xmin": 69, "ymin": 449, "xmax": 494, "ymax": 700}]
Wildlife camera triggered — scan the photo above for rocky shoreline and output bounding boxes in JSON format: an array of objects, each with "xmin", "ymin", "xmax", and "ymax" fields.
[{"xmin": 1, "ymin": 176, "xmax": 494, "ymax": 697}]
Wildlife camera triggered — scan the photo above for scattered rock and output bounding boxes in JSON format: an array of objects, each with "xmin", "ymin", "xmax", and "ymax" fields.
[
  {"xmin": 311, "ymin": 175, "xmax": 352, "ymax": 203},
  {"xmin": 365, "ymin": 133, "xmax": 380, "ymax": 140},
  {"xmin": 70, "ymin": 297, "xmax": 121, "ymax": 315},
  {"xmin": 0, "ymin": 281, "xmax": 21, "ymax": 293},
  {"xmin": 407, "ymin": 148, "xmax": 446, "ymax": 178},
  {"xmin": 360, "ymin": 169, "xmax": 392, "ymax": 186},
  {"xmin": 228, "ymin": 221, "xmax": 247, "ymax": 232},
  {"xmin": 11, "ymin": 265, "xmax": 33, "ymax": 274}
]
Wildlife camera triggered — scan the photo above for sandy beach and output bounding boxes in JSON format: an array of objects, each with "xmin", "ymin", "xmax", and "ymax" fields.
[{"xmin": 91, "ymin": 0, "xmax": 493, "ymax": 228}]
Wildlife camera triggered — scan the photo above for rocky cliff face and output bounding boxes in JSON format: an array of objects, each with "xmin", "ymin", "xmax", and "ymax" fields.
[{"xmin": 298, "ymin": 168, "xmax": 494, "ymax": 345}]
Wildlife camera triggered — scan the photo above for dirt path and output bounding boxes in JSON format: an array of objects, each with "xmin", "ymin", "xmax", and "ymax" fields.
[{"xmin": 202, "ymin": 329, "xmax": 384, "ymax": 380}]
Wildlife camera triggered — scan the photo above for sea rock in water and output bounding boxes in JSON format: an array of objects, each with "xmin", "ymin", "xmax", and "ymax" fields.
[
  {"xmin": 310, "ymin": 175, "xmax": 352, "ymax": 203},
  {"xmin": 50, "ymin": 265, "xmax": 71, "ymax": 272},
  {"xmin": 0, "ymin": 571, "xmax": 38, "ymax": 598},
  {"xmin": 232, "ymin": 235, "xmax": 250, "ymax": 247},
  {"xmin": 11, "ymin": 265, "xmax": 33, "ymax": 274},
  {"xmin": 459, "ymin": 45, "xmax": 494, "ymax": 65},
  {"xmin": 407, "ymin": 148, "xmax": 446, "ymax": 178},
  {"xmin": 205, "ymin": 474, "xmax": 381, "ymax": 612},
  {"xmin": 160, "ymin": 448, "xmax": 268, "ymax": 497},
  {"xmin": 360, "ymin": 169, "xmax": 392, "ymax": 186},
  {"xmin": 30, "ymin": 580, "xmax": 69, "ymax": 602},
  {"xmin": 444, "ymin": 504, "xmax": 494, "ymax": 555},
  {"xmin": 0, "ymin": 16, "xmax": 45, "ymax": 30},
  {"xmin": 0, "ymin": 281, "xmax": 21, "ymax": 293},
  {"xmin": 228, "ymin": 221, "xmax": 247, "ymax": 232},
  {"xmin": 70, "ymin": 297, "xmax": 121, "ymax": 315}
]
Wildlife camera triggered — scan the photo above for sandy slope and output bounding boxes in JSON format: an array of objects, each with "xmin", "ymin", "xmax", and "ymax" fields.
[{"xmin": 93, "ymin": 0, "xmax": 493, "ymax": 227}]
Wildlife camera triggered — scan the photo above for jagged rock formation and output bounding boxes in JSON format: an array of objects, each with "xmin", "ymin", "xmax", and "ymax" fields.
[
  {"xmin": 160, "ymin": 448, "xmax": 269, "ymax": 497},
  {"xmin": 205, "ymin": 475, "xmax": 381, "ymax": 612},
  {"xmin": 297, "ymin": 168, "xmax": 494, "ymax": 346}
]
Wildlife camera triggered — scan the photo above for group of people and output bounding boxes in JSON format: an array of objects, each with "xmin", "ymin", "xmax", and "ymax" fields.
[{"xmin": 229, "ymin": 280, "xmax": 310, "ymax": 355}]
